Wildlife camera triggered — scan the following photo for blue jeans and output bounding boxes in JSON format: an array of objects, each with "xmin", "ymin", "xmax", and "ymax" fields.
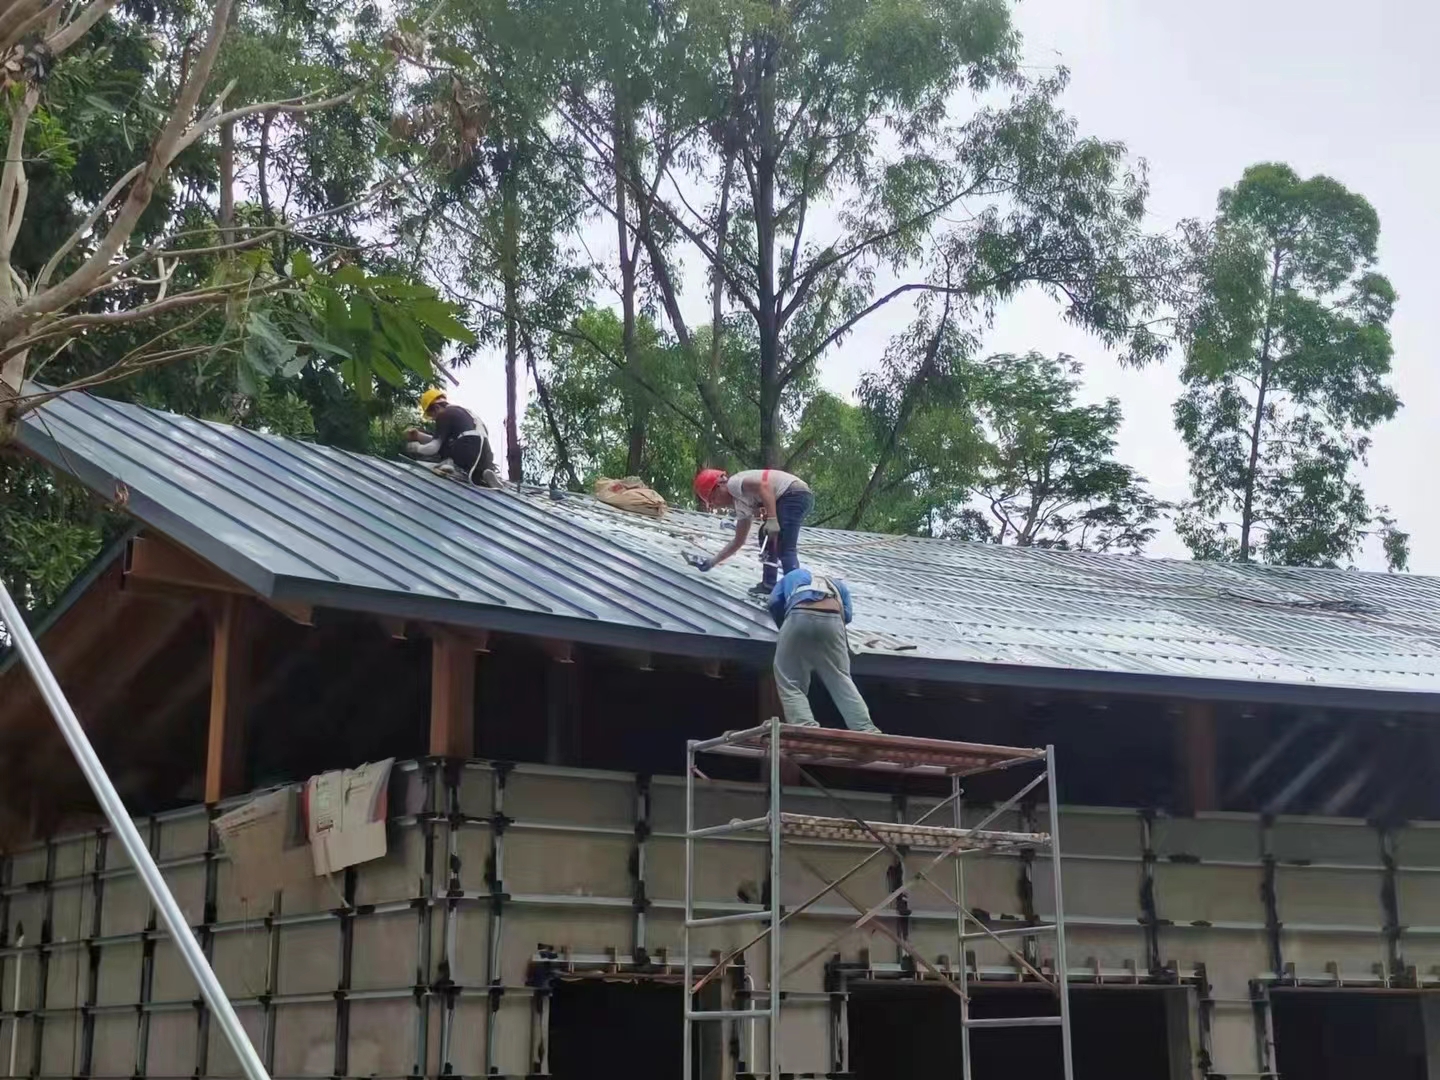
[{"xmin": 762, "ymin": 488, "xmax": 814, "ymax": 586}]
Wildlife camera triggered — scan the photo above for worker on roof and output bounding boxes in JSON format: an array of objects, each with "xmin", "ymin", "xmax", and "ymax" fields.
[
  {"xmin": 404, "ymin": 389, "xmax": 501, "ymax": 488},
  {"xmin": 768, "ymin": 566, "xmax": 879, "ymax": 733},
  {"xmin": 692, "ymin": 468, "xmax": 814, "ymax": 595}
]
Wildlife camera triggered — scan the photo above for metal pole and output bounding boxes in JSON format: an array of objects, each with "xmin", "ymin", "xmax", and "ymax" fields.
[
  {"xmin": 953, "ymin": 776, "xmax": 971, "ymax": 1080},
  {"xmin": 6, "ymin": 926, "xmax": 21, "ymax": 1078},
  {"xmin": 768, "ymin": 716, "xmax": 782, "ymax": 1080},
  {"xmin": 1046, "ymin": 746, "xmax": 1074, "ymax": 1080},
  {"xmin": 683, "ymin": 740, "xmax": 695, "ymax": 1080},
  {"xmin": 0, "ymin": 580, "xmax": 271, "ymax": 1080}
]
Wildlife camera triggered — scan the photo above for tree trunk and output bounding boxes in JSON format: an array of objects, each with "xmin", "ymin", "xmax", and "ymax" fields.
[
  {"xmin": 846, "ymin": 296, "xmax": 954, "ymax": 529},
  {"xmin": 1239, "ymin": 248, "xmax": 1283, "ymax": 562},
  {"xmin": 218, "ymin": 120, "xmax": 235, "ymax": 246},
  {"xmin": 0, "ymin": 343, "xmax": 26, "ymax": 443},
  {"xmin": 753, "ymin": 29, "xmax": 781, "ymax": 468},
  {"xmin": 501, "ymin": 162, "xmax": 522, "ymax": 484},
  {"xmin": 614, "ymin": 94, "xmax": 645, "ymax": 476}
]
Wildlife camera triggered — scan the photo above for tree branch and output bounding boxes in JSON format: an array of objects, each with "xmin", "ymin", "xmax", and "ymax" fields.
[
  {"xmin": 16, "ymin": 343, "xmax": 221, "ymax": 412},
  {"xmin": 0, "ymin": 87, "xmax": 37, "ymax": 300},
  {"xmin": 6, "ymin": 0, "xmax": 238, "ymax": 333},
  {"xmin": 0, "ymin": 0, "xmax": 50, "ymax": 54},
  {"xmin": 0, "ymin": 281, "xmax": 289, "ymax": 364},
  {"xmin": 43, "ymin": 0, "xmax": 119, "ymax": 54},
  {"xmin": 525, "ymin": 333, "xmax": 581, "ymax": 491}
]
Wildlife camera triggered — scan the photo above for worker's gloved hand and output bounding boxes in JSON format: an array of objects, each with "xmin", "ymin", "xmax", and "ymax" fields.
[{"xmin": 761, "ymin": 518, "xmax": 781, "ymax": 537}]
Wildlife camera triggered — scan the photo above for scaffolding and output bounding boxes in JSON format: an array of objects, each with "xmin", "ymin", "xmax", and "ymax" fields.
[{"xmin": 682, "ymin": 718, "xmax": 1074, "ymax": 1080}]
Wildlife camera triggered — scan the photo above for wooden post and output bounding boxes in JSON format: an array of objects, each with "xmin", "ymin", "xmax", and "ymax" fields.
[
  {"xmin": 430, "ymin": 631, "xmax": 476, "ymax": 758},
  {"xmin": 205, "ymin": 595, "xmax": 253, "ymax": 803},
  {"xmin": 1177, "ymin": 700, "xmax": 1218, "ymax": 814},
  {"xmin": 545, "ymin": 654, "xmax": 580, "ymax": 766}
]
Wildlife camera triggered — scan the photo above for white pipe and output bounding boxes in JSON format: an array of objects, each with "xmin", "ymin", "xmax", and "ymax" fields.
[
  {"xmin": 7, "ymin": 925, "xmax": 21, "ymax": 1078},
  {"xmin": 0, "ymin": 580, "xmax": 270, "ymax": 1080}
]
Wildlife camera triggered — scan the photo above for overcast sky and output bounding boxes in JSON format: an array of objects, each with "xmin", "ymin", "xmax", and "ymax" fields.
[{"xmin": 456, "ymin": 0, "xmax": 1438, "ymax": 571}]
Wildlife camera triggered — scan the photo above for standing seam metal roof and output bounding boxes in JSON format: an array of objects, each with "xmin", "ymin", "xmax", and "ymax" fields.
[{"xmin": 19, "ymin": 391, "xmax": 1440, "ymax": 707}]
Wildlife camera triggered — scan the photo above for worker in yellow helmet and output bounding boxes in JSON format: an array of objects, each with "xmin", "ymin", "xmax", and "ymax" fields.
[{"xmin": 404, "ymin": 389, "xmax": 500, "ymax": 488}]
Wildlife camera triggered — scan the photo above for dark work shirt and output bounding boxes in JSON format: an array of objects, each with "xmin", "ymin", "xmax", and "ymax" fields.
[{"xmin": 430, "ymin": 404, "xmax": 479, "ymax": 458}]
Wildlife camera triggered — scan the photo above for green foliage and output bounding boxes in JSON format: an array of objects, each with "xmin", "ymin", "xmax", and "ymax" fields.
[
  {"xmin": 0, "ymin": 0, "xmax": 475, "ymax": 614},
  {"xmin": 522, "ymin": 308, "xmax": 699, "ymax": 497},
  {"xmin": 0, "ymin": 457, "xmax": 110, "ymax": 620},
  {"xmin": 521, "ymin": 308, "xmax": 814, "ymax": 500},
  {"xmin": 958, "ymin": 352, "xmax": 1164, "ymax": 552},
  {"xmin": 1174, "ymin": 163, "xmax": 1406, "ymax": 569}
]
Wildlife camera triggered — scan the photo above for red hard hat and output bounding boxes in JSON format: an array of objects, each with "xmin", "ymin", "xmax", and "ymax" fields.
[{"xmin": 694, "ymin": 468, "xmax": 725, "ymax": 504}]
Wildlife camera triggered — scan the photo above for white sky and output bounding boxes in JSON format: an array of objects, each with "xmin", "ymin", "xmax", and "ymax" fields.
[{"xmin": 456, "ymin": 0, "xmax": 1439, "ymax": 571}]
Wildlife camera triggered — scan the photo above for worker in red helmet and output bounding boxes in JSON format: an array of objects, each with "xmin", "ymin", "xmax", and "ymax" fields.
[{"xmin": 692, "ymin": 468, "xmax": 814, "ymax": 594}]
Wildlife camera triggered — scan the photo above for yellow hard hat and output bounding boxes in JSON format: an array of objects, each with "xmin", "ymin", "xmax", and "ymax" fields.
[{"xmin": 419, "ymin": 388, "xmax": 446, "ymax": 415}]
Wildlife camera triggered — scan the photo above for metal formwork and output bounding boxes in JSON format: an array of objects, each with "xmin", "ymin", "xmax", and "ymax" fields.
[{"xmin": 682, "ymin": 719, "xmax": 1074, "ymax": 1080}]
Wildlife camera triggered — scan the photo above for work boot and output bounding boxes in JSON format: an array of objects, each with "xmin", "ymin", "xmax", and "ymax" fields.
[
  {"xmin": 747, "ymin": 582, "xmax": 772, "ymax": 599},
  {"xmin": 480, "ymin": 467, "xmax": 501, "ymax": 489}
]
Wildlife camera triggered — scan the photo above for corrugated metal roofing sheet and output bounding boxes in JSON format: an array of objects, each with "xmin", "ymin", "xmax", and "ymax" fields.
[{"xmin": 20, "ymin": 391, "xmax": 1440, "ymax": 704}]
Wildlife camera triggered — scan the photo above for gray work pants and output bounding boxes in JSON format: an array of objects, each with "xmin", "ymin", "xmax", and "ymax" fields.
[{"xmin": 773, "ymin": 608, "xmax": 878, "ymax": 732}]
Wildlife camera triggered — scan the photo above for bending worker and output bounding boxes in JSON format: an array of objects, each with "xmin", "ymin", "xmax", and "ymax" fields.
[
  {"xmin": 768, "ymin": 565, "xmax": 880, "ymax": 733},
  {"xmin": 692, "ymin": 467, "xmax": 814, "ymax": 592},
  {"xmin": 404, "ymin": 389, "xmax": 501, "ymax": 488}
]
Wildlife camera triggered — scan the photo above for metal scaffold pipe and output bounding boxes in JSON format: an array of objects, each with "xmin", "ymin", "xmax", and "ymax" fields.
[{"xmin": 0, "ymin": 579, "xmax": 272, "ymax": 1080}]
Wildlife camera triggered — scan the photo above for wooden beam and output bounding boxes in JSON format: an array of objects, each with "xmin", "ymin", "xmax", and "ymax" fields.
[
  {"xmin": 205, "ymin": 595, "xmax": 254, "ymax": 803},
  {"xmin": 128, "ymin": 535, "xmax": 244, "ymax": 594},
  {"xmin": 1176, "ymin": 701, "xmax": 1218, "ymax": 814},
  {"xmin": 126, "ymin": 535, "xmax": 312, "ymax": 625},
  {"xmin": 430, "ymin": 631, "xmax": 476, "ymax": 758}
]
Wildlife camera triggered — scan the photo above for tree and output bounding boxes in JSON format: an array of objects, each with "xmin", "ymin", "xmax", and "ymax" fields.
[
  {"xmin": 0, "ymin": 0, "xmax": 475, "ymax": 444},
  {"xmin": 582, "ymin": 2, "xmax": 1174, "ymax": 469},
  {"xmin": 522, "ymin": 307, "xmax": 699, "ymax": 497},
  {"xmin": 387, "ymin": 0, "xmax": 589, "ymax": 484},
  {"xmin": 1174, "ymin": 163, "xmax": 1407, "ymax": 569},
  {"xmin": 957, "ymin": 351, "xmax": 1163, "ymax": 552}
]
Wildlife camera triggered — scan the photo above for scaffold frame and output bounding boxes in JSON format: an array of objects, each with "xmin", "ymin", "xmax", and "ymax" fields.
[{"xmin": 682, "ymin": 718, "xmax": 1074, "ymax": 1080}]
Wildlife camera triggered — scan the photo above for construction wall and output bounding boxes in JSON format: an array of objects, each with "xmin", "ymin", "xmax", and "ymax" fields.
[{"xmin": 3, "ymin": 759, "xmax": 1440, "ymax": 1079}]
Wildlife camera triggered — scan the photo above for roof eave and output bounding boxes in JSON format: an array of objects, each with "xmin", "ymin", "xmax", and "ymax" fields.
[
  {"xmin": 271, "ymin": 576, "xmax": 1440, "ymax": 714},
  {"xmin": 19, "ymin": 415, "xmax": 280, "ymax": 599}
]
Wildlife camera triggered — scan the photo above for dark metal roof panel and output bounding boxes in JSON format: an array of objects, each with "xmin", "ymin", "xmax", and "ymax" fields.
[
  {"xmin": 20, "ymin": 391, "xmax": 1440, "ymax": 703},
  {"xmin": 19, "ymin": 392, "xmax": 775, "ymax": 642},
  {"xmin": 524, "ymin": 487, "xmax": 1440, "ymax": 697}
]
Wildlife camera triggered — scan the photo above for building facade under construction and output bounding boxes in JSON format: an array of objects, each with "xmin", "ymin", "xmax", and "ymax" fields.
[{"xmin": 5, "ymin": 391, "xmax": 1440, "ymax": 1079}]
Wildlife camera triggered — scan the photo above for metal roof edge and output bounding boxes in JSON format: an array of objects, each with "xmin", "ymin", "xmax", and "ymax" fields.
[
  {"xmin": 18, "ymin": 414, "xmax": 281, "ymax": 601},
  {"xmin": 271, "ymin": 576, "xmax": 1440, "ymax": 713},
  {"xmin": 852, "ymin": 651, "xmax": 1440, "ymax": 714},
  {"xmin": 267, "ymin": 575, "xmax": 780, "ymax": 663}
]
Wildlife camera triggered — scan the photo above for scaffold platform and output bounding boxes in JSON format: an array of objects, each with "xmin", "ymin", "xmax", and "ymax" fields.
[{"xmin": 682, "ymin": 718, "xmax": 1075, "ymax": 1080}]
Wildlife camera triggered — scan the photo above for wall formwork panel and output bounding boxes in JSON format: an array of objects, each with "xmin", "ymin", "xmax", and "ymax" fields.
[{"xmin": 3, "ymin": 760, "xmax": 1440, "ymax": 1079}]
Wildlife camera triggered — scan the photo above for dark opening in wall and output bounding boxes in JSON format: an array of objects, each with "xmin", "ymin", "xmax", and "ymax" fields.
[
  {"xmin": 846, "ymin": 982, "xmax": 1187, "ymax": 1080},
  {"xmin": 1271, "ymin": 990, "xmax": 1428, "ymax": 1080},
  {"xmin": 546, "ymin": 978, "xmax": 721, "ymax": 1079}
]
